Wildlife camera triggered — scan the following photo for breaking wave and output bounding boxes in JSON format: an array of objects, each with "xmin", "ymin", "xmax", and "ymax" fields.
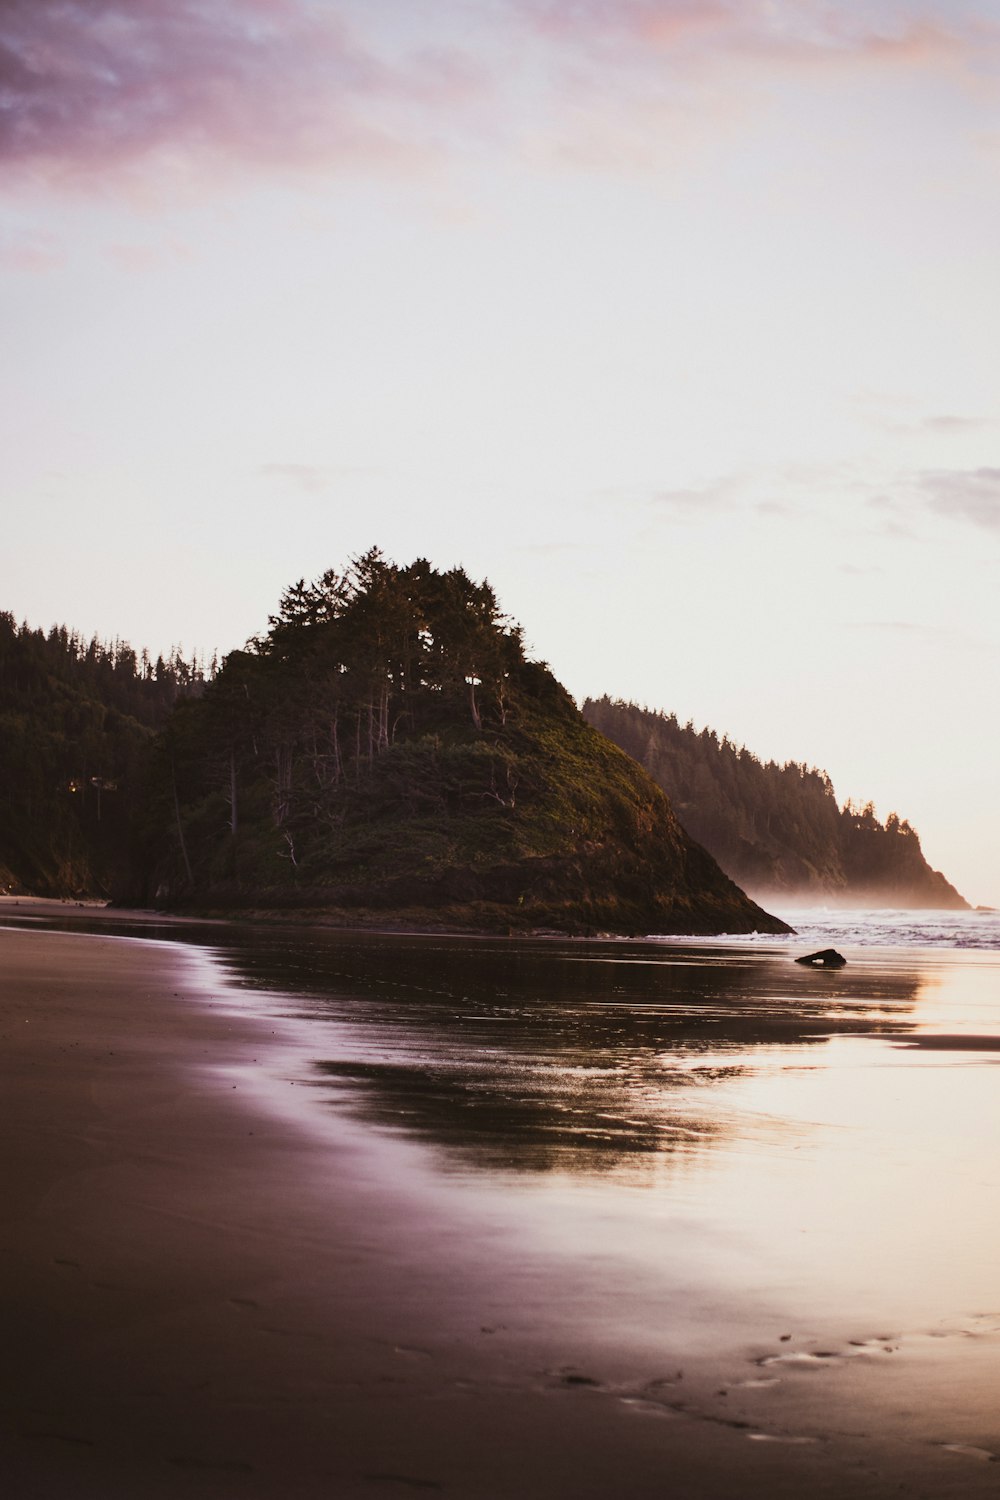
[{"xmin": 727, "ymin": 907, "xmax": 1000, "ymax": 952}]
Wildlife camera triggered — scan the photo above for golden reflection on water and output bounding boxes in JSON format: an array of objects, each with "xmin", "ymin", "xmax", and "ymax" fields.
[
  {"xmin": 208, "ymin": 931, "xmax": 930, "ymax": 1176},
  {"xmin": 211, "ymin": 931, "xmax": 1000, "ymax": 1334},
  {"xmin": 11, "ymin": 913, "xmax": 1000, "ymax": 1334},
  {"xmin": 669, "ymin": 952, "xmax": 1000, "ymax": 1332},
  {"xmin": 10, "ymin": 912, "xmax": 1000, "ymax": 1473}
]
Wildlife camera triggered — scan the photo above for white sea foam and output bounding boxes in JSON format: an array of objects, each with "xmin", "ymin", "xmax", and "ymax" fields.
[{"xmin": 715, "ymin": 907, "xmax": 1000, "ymax": 952}]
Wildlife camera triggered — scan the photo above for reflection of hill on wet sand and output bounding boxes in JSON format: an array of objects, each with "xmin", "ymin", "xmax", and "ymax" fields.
[
  {"xmin": 212, "ymin": 932, "xmax": 925, "ymax": 1175},
  {"xmin": 0, "ymin": 913, "xmax": 927, "ymax": 1175}
]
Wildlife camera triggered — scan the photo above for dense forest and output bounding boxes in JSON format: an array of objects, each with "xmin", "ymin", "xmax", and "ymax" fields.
[
  {"xmin": 136, "ymin": 551, "xmax": 783, "ymax": 935},
  {"xmin": 0, "ymin": 612, "xmax": 208, "ymax": 895},
  {"xmin": 0, "ymin": 557, "xmax": 966, "ymax": 926},
  {"xmin": 583, "ymin": 697, "xmax": 967, "ymax": 909}
]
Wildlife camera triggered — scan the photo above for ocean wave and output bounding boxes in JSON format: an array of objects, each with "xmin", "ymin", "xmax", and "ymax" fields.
[{"xmin": 746, "ymin": 908, "xmax": 1000, "ymax": 952}]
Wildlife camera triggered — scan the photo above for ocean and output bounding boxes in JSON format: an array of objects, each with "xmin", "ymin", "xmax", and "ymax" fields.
[{"xmin": 712, "ymin": 904, "xmax": 1000, "ymax": 951}]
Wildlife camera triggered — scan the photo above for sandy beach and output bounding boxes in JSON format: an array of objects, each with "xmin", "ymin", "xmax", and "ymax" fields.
[{"xmin": 3, "ymin": 908, "xmax": 1000, "ymax": 1498}]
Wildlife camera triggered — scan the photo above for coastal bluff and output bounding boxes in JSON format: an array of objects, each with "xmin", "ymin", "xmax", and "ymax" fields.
[{"xmin": 585, "ymin": 696, "xmax": 968, "ymax": 911}]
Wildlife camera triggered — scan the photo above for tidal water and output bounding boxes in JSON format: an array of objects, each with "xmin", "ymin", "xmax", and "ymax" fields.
[
  {"xmin": 213, "ymin": 908, "xmax": 1000, "ymax": 1461},
  {"xmin": 178, "ymin": 910, "xmax": 1000, "ymax": 1321},
  {"xmin": 202, "ymin": 908, "xmax": 1000, "ymax": 1181},
  {"xmin": 8, "ymin": 903, "xmax": 1000, "ymax": 1472},
  {"xmin": 710, "ymin": 904, "xmax": 1000, "ymax": 951}
]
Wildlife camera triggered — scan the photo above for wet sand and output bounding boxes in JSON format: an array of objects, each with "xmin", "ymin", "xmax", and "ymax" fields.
[{"xmin": 2, "ymin": 913, "xmax": 998, "ymax": 1498}]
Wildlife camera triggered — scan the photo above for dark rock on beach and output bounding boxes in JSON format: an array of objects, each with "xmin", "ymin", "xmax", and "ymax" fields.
[{"xmin": 795, "ymin": 949, "xmax": 847, "ymax": 968}]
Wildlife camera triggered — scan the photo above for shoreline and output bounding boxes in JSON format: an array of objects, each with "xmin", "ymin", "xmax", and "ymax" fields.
[
  {"xmin": 3, "ymin": 917, "xmax": 998, "ymax": 1497},
  {"xmin": 0, "ymin": 919, "xmax": 754, "ymax": 1500},
  {"xmin": 0, "ymin": 893, "xmax": 799, "ymax": 946},
  {"xmin": 3, "ymin": 918, "xmax": 797, "ymax": 1500}
]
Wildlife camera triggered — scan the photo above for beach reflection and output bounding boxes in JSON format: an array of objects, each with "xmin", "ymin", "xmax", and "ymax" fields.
[
  {"xmin": 10, "ymin": 907, "xmax": 1000, "ymax": 1476},
  {"xmin": 211, "ymin": 932, "xmax": 925, "ymax": 1174},
  {"xmin": 0, "ymin": 912, "xmax": 932, "ymax": 1176}
]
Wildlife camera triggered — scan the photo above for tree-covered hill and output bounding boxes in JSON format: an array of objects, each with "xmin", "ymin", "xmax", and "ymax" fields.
[
  {"xmin": 136, "ymin": 552, "xmax": 787, "ymax": 936},
  {"xmin": 583, "ymin": 697, "xmax": 967, "ymax": 909},
  {"xmin": 0, "ymin": 613, "xmax": 207, "ymax": 896}
]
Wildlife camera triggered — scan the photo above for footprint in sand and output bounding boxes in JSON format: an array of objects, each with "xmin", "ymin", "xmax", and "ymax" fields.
[
  {"xmin": 747, "ymin": 1433, "xmax": 819, "ymax": 1446},
  {"xmin": 757, "ymin": 1335, "xmax": 901, "ymax": 1370},
  {"xmin": 938, "ymin": 1443, "xmax": 997, "ymax": 1463},
  {"xmin": 546, "ymin": 1369, "xmax": 602, "ymax": 1388},
  {"xmin": 757, "ymin": 1351, "xmax": 841, "ymax": 1369},
  {"xmin": 617, "ymin": 1396, "xmax": 678, "ymax": 1418}
]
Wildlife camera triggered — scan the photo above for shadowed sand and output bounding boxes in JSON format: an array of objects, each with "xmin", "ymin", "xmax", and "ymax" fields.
[{"xmin": 2, "ymin": 913, "xmax": 998, "ymax": 1498}]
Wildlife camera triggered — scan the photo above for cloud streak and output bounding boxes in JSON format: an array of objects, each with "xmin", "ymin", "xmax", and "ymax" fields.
[
  {"xmin": 0, "ymin": 225, "xmax": 64, "ymax": 270},
  {"xmin": 259, "ymin": 462, "xmax": 331, "ymax": 493},
  {"xmin": 0, "ymin": 0, "xmax": 485, "ymax": 187},
  {"xmin": 650, "ymin": 475, "xmax": 743, "ymax": 513},
  {"xmin": 919, "ymin": 467, "xmax": 1000, "ymax": 531},
  {"xmin": 518, "ymin": 0, "xmax": 995, "ymax": 71},
  {"xmin": 918, "ymin": 414, "xmax": 990, "ymax": 433},
  {"xmin": 1, "ymin": 0, "xmax": 996, "ymax": 192},
  {"xmin": 505, "ymin": 0, "xmax": 1000, "ymax": 180}
]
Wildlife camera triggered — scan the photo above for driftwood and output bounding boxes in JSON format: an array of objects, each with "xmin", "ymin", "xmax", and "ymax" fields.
[{"xmin": 795, "ymin": 948, "xmax": 847, "ymax": 968}]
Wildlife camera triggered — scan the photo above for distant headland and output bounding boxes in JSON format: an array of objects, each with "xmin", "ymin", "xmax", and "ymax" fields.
[{"xmin": 584, "ymin": 697, "xmax": 967, "ymax": 911}]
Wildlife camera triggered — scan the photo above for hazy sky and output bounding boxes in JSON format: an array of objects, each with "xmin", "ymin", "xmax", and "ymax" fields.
[{"xmin": 2, "ymin": 0, "xmax": 998, "ymax": 905}]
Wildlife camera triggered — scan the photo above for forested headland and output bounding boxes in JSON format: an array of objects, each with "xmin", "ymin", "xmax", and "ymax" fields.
[
  {"xmin": 0, "ymin": 553, "xmax": 965, "ymax": 929},
  {"xmin": 583, "ymin": 697, "xmax": 967, "ymax": 910},
  {"xmin": 134, "ymin": 552, "xmax": 783, "ymax": 935}
]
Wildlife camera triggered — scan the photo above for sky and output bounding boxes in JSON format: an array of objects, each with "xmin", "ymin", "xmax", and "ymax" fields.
[{"xmin": 2, "ymin": 0, "xmax": 999, "ymax": 906}]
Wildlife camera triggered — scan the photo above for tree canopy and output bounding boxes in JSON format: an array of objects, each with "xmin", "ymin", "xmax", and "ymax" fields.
[
  {"xmin": 138, "ymin": 553, "xmax": 784, "ymax": 935},
  {"xmin": 0, "ymin": 611, "xmax": 206, "ymax": 894}
]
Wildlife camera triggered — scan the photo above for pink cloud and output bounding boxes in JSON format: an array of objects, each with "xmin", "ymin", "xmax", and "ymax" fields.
[
  {"xmin": 0, "ymin": 228, "xmax": 64, "ymax": 271},
  {"xmin": 0, "ymin": 0, "xmax": 489, "ymax": 187},
  {"xmin": 0, "ymin": 0, "xmax": 994, "ymax": 195},
  {"xmin": 524, "ymin": 0, "xmax": 729, "ymax": 48},
  {"xmin": 501, "ymin": 0, "xmax": 1000, "ymax": 175},
  {"xmin": 104, "ymin": 240, "xmax": 194, "ymax": 271},
  {"xmin": 724, "ymin": 14, "xmax": 982, "ymax": 77},
  {"xmin": 518, "ymin": 0, "xmax": 995, "ymax": 70}
]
